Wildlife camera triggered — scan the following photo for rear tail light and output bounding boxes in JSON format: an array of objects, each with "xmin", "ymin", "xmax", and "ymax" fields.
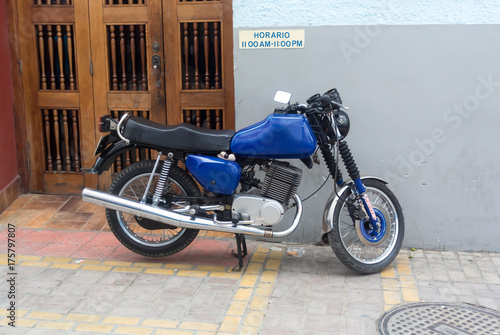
[
  {"xmin": 99, "ymin": 115, "xmax": 116, "ymax": 132},
  {"xmin": 99, "ymin": 115, "xmax": 109, "ymax": 132}
]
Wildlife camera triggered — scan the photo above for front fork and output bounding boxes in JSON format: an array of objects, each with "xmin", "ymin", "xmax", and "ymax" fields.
[
  {"xmin": 353, "ymin": 178, "xmax": 379, "ymax": 227},
  {"xmin": 322, "ymin": 139, "xmax": 379, "ymax": 227}
]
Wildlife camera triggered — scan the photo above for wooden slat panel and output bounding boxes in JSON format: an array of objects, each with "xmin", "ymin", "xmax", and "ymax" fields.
[
  {"xmin": 107, "ymin": 93, "xmax": 152, "ymax": 109},
  {"xmin": 177, "ymin": 3, "xmax": 224, "ymax": 21},
  {"xmin": 32, "ymin": 7, "xmax": 74, "ymax": 24},
  {"xmin": 103, "ymin": 6, "xmax": 148, "ymax": 23},
  {"xmin": 166, "ymin": 0, "xmax": 234, "ymax": 129},
  {"xmin": 180, "ymin": 91, "xmax": 224, "ymax": 109},
  {"xmin": 44, "ymin": 173, "xmax": 84, "ymax": 194},
  {"xmin": 37, "ymin": 92, "xmax": 79, "ymax": 108}
]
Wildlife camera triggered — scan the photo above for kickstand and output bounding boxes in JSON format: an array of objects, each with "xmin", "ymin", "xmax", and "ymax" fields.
[{"xmin": 231, "ymin": 234, "xmax": 248, "ymax": 272}]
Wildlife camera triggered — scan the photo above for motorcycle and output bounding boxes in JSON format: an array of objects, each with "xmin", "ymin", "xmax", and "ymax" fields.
[{"xmin": 81, "ymin": 88, "xmax": 404, "ymax": 274}]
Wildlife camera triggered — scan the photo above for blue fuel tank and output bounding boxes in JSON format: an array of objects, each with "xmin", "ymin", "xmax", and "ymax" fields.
[
  {"xmin": 185, "ymin": 155, "xmax": 242, "ymax": 195},
  {"xmin": 230, "ymin": 114, "xmax": 317, "ymax": 159}
]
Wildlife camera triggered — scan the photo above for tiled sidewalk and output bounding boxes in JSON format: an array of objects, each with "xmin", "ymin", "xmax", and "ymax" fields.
[{"xmin": 1, "ymin": 194, "xmax": 500, "ymax": 334}]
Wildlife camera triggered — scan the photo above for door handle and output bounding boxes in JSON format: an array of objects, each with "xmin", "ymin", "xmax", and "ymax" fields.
[{"xmin": 152, "ymin": 55, "xmax": 161, "ymax": 88}]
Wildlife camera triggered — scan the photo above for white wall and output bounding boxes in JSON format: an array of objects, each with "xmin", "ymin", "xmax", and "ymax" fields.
[
  {"xmin": 232, "ymin": 2, "xmax": 500, "ymax": 251},
  {"xmin": 234, "ymin": 0, "xmax": 500, "ymax": 27}
]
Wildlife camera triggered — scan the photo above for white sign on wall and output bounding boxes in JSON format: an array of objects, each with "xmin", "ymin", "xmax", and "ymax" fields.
[{"xmin": 239, "ymin": 30, "xmax": 305, "ymax": 49}]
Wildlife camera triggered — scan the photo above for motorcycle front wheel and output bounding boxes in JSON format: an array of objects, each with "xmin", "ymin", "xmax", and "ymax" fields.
[
  {"xmin": 328, "ymin": 179, "xmax": 404, "ymax": 274},
  {"xmin": 105, "ymin": 160, "xmax": 200, "ymax": 257}
]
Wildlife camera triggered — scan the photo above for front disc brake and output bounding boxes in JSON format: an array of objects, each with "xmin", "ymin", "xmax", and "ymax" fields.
[{"xmin": 355, "ymin": 204, "xmax": 391, "ymax": 247}]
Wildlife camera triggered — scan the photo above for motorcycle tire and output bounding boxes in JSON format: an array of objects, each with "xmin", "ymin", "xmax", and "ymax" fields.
[
  {"xmin": 106, "ymin": 160, "xmax": 200, "ymax": 257},
  {"xmin": 328, "ymin": 179, "xmax": 404, "ymax": 274}
]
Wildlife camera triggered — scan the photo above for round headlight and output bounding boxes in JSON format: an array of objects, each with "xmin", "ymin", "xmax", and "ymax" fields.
[{"xmin": 335, "ymin": 110, "xmax": 350, "ymax": 137}]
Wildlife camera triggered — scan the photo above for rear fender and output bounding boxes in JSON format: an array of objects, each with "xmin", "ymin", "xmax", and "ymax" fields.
[
  {"xmin": 84, "ymin": 140, "xmax": 145, "ymax": 175},
  {"xmin": 322, "ymin": 176, "xmax": 388, "ymax": 233}
]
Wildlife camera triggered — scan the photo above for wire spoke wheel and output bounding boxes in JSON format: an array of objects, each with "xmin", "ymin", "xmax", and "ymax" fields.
[
  {"xmin": 106, "ymin": 160, "xmax": 200, "ymax": 257},
  {"xmin": 117, "ymin": 173, "xmax": 187, "ymax": 247},
  {"xmin": 328, "ymin": 179, "xmax": 404, "ymax": 274}
]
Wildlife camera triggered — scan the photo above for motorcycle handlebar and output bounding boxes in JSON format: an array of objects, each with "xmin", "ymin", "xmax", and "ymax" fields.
[{"xmin": 275, "ymin": 89, "xmax": 348, "ymax": 115}]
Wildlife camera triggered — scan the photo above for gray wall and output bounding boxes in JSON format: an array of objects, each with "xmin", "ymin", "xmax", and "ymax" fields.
[{"xmin": 233, "ymin": 25, "xmax": 500, "ymax": 251}]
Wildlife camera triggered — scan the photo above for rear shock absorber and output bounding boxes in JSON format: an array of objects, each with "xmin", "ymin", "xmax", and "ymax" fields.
[
  {"xmin": 152, "ymin": 153, "xmax": 176, "ymax": 206},
  {"xmin": 320, "ymin": 144, "xmax": 344, "ymax": 184},
  {"xmin": 338, "ymin": 140, "xmax": 360, "ymax": 181}
]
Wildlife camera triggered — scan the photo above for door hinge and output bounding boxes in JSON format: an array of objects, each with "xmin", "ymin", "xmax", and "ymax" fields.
[
  {"xmin": 27, "ymin": 158, "xmax": 31, "ymax": 171},
  {"xmin": 19, "ymin": 60, "xmax": 23, "ymax": 74},
  {"xmin": 90, "ymin": 61, "xmax": 93, "ymax": 76}
]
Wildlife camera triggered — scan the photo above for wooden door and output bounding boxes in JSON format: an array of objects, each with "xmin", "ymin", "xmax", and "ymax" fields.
[
  {"xmin": 89, "ymin": 0, "xmax": 166, "ymax": 189},
  {"xmin": 17, "ymin": 0, "xmax": 96, "ymax": 193},
  {"xmin": 14, "ymin": 0, "xmax": 234, "ymax": 194},
  {"xmin": 163, "ymin": 0, "xmax": 235, "ymax": 130}
]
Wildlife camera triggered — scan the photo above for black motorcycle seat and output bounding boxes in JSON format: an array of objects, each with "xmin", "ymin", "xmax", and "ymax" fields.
[{"xmin": 122, "ymin": 116, "xmax": 235, "ymax": 152}]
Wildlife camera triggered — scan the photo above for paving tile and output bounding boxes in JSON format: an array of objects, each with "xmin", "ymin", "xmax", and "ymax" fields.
[
  {"xmin": 8, "ymin": 209, "xmax": 57, "ymax": 228},
  {"xmin": 250, "ymin": 252, "xmax": 267, "ymax": 263},
  {"xmin": 219, "ymin": 316, "xmax": 241, "ymax": 332},
  {"xmin": 43, "ymin": 220, "xmax": 88, "ymax": 230},
  {"xmin": 103, "ymin": 315, "xmax": 140, "ymax": 325},
  {"xmin": 250, "ymin": 296, "xmax": 269, "ymax": 311},
  {"xmin": 59, "ymin": 196, "xmax": 85, "ymax": 212},
  {"xmin": 115, "ymin": 326, "xmax": 153, "ymax": 335},
  {"xmin": 180, "ymin": 322, "xmax": 218, "ymax": 331},
  {"xmin": 380, "ymin": 265, "xmax": 396, "ymax": 278},
  {"xmin": 27, "ymin": 311, "xmax": 64, "ymax": 320},
  {"xmin": 31, "ymin": 194, "xmax": 71, "ymax": 203},
  {"xmin": 141, "ymin": 319, "xmax": 178, "ymax": 328},
  {"xmin": 227, "ymin": 301, "xmax": 247, "ymax": 316},
  {"xmin": 144, "ymin": 268, "xmax": 175, "ymax": 275},
  {"xmin": 234, "ymin": 288, "xmax": 253, "ymax": 301},
  {"xmin": 35, "ymin": 320, "xmax": 75, "ymax": 330},
  {"xmin": 177, "ymin": 270, "xmax": 208, "ymax": 277},
  {"xmin": 7, "ymin": 194, "xmax": 33, "ymax": 209},
  {"xmin": 23, "ymin": 200, "xmax": 65, "ymax": 211},
  {"xmin": 113, "ymin": 266, "xmax": 144, "ymax": 273},
  {"xmin": 65, "ymin": 313, "xmax": 101, "ymax": 323},
  {"xmin": 155, "ymin": 330, "xmax": 193, "ymax": 335},
  {"xmin": 0, "ymin": 208, "xmax": 20, "ymax": 226},
  {"xmin": 81, "ymin": 264, "xmax": 112, "ymax": 271},
  {"xmin": 261, "ymin": 270, "xmax": 278, "ymax": 282},
  {"xmin": 240, "ymin": 274, "xmax": 258, "ymax": 287},
  {"xmin": 78, "ymin": 201, "xmax": 102, "ymax": 213},
  {"xmin": 74, "ymin": 323, "xmax": 114, "ymax": 333}
]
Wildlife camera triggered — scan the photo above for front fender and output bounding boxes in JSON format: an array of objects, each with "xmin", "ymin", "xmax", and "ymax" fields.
[
  {"xmin": 84, "ymin": 141, "xmax": 143, "ymax": 175},
  {"xmin": 322, "ymin": 176, "xmax": 388, "ymax": 233}
]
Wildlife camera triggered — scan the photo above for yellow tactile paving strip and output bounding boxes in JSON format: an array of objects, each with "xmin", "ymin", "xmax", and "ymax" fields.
[
  {"xmin": 0, "ymin": 246, "xmax": 284, "ymax": 334},
  {"xmin": 0, "ymin": 255, "xmax": 242, "ymax": 278},
  {"xmin": 380, "ymin": 250, "xmax": 421, "ymax": 311}
]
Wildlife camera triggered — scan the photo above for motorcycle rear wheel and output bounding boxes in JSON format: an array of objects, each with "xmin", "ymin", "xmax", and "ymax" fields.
[
  {"xmin": 106, "ymin": 160, "xmax": 200, "ymax": 257},
  {"xmin": 328, "ymin": 179, "xmax": 404, "ymax": 274}
]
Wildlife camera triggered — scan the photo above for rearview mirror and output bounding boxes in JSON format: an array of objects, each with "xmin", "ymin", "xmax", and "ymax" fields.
[{"xmin": 273, "ymin": 90, "xmax": 292, "ymax": 105}]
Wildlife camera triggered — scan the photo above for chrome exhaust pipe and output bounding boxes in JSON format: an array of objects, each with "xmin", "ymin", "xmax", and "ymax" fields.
[{"xmin": 81, "ymin": 188, "xmax": 302, "ymax": 238}]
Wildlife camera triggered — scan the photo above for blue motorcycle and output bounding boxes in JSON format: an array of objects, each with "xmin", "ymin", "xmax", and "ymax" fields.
[{"xmin": 82, "ymin": 88, "xmax": 404, "ymax": 274}]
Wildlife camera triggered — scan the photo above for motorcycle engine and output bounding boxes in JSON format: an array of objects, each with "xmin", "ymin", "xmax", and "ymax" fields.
[
  {"xmin": 261, "ymin": 162, "xmax": 302, "ymax": 206},
  {"xmin": 232, "ymin": 162, "xmax": 302, "ymax": 226}
]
